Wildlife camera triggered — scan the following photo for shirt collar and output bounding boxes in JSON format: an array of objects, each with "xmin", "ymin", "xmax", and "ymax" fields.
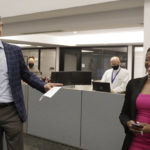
[{"xmin": 0, "ymin": 40, "xmax": 4, "ymax": 49}]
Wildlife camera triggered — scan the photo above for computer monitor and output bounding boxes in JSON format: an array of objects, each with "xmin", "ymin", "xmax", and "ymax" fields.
[
  {"xmin": 71, "ymin": 71, "xmax": 91, "ymax": 85},
  {"xmin": 92, "ymin": 82, "xmax": 110, "ymax": 92},
  {"xmin": 51, "ymin": 71, "xmax": 92, "ymax": 85},
  {"xmin": 51, "ymin": 72, "xmax": 72, "ymax": 85}
]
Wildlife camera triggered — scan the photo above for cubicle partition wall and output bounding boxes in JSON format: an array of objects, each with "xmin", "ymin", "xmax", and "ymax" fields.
[
  {"xmin": 25, "ymin": 85, "xmax": 125, "ymax": 150},
  {"xmin": 22, "ymin": 84, "xmax": 29, "ymax": 133},
  {"xmin": 2, "ymin": 85, "xmax": 126, "ymax": 150},
  {"xmin": 81, "ymin": 91, "xmax": 124, "ymax": 150},
  {"xmin": 27, "ymin": 87, "xmax": 81, "ymax": 148}
]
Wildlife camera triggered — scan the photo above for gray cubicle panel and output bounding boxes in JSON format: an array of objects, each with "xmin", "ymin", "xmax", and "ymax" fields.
[
  {"xmin": 22, "ymin": 85, "xmax": 28, "ymax": 112},
  {"xmin": 3, "ymin": 134, "xmax": 7, "ymax": 150},
  {"xmin": 22, "ymin": 84, "xmax": 28, "ymax": 133},
  {"xmin": 27, "ymin": 87, "xmax": 81, "ymax": 148},
  {"xmin": 81, "ymin": 91, "xmax": 125, "ymax": 150}
]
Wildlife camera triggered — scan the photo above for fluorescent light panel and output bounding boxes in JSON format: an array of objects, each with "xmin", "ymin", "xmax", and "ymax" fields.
[
  {"xmin": 0, "ymin": 28, "xmax": 144, "ymax": 46},
  {"xmin": 82, "ymin": 50, "xmax": 94, "ymax": 53},
  {"xmin": 8, "ymin": 43, "xmax": 32, "ymax": 47}
]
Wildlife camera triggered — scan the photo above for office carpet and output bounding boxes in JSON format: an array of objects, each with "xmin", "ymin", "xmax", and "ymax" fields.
[{"xmin": 24, "ymin": 134, "xmax": 82, "ymax": 150}]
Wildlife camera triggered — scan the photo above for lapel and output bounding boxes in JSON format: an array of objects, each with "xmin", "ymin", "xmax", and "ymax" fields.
[
  {"xmin": 131, "ymin": 76, "xmax": 148, "ymax": 119},
  {"xmin": 2, "ymin": 42, "xmax": 12, "ymax": 78},
  {"xmin": 133, "ymin": 76, "xmax": 148, "ymax": 99}
]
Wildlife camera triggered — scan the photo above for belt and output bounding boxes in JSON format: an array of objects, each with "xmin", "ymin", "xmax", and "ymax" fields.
[{"xmin": 0, "ymin": 102, "xmax": 14, "ymax": 107}]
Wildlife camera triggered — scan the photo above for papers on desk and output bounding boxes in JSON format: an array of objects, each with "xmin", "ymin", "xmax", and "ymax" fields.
[{"xmin": 39, "ymin": 87, "xmax": 62, "ymax": 101}]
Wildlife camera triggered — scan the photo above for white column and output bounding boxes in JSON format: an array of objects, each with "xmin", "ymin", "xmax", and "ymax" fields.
[
  {"xmin": 144, "ymin": 0, "xmax": 150, "ymax": 74},
  {"xmin": 127, "ymin": 45, "xmax": 132, "ymax": 79},
  {"xmin": 56, "ymin": 47, "xmax": 60, "ymax": 71}
]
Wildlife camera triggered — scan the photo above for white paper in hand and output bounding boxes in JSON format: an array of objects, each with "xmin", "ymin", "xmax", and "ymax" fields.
[{"xmin": 39, "ymin": 87, "xmax": 62, "ymax": 101}]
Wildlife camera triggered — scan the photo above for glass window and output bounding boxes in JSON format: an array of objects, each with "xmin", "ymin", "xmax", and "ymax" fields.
[
  {"xmin": 59, "ymin": 48, "xmax": 81, "ymax": 71},
  {"xmin": 81, "ymin": 47, "xmax": 128, "ymax": 80}
]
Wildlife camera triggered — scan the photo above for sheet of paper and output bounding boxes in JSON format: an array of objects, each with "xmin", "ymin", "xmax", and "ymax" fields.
[{"xmin": 39, "ymin": 87, "xmax": 62, "ymax": 101}]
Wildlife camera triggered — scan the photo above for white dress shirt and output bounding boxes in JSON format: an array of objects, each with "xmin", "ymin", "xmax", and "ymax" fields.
[
  {"xmin": 101, "ymin": 67, "xmax": 130, "ymax": 93},
  {"xmin": 0, "ymin": 40, "xmax": 13, "ymax": 103}
]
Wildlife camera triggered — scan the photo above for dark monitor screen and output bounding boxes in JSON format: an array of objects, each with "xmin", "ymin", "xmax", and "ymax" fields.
[
  {"xmin": 51, "ymin": 71, "xmax": 92, "ymax": 85},
  {"xmin": 71, "ymin": 71, "xmax": 91, "ymax": 85},
  {"xmin": 51, "ymin": 72, "xmax": 72, "ymax": 85},
  {"xmin": 93, "ymin": 82, "xmax": 110, "ymax": 92}
]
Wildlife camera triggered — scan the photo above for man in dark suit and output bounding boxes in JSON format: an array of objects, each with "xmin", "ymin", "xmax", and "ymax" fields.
[
  {"xmin": 0, "ymin": 41, "xmax": 61, "ymax": 150},
  {"xmin": 0, "ymin": 20, "xmax": 62, "ymax": 150}
]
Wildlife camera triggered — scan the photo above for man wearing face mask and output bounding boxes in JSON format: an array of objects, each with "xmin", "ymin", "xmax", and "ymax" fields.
[
  {"xmin": 28, "ymin": 56, "xmax": 41, "ymax": 78},
  {"xmin": 101, "ymin": 56, "xmax": 129, "ymax": 93}
]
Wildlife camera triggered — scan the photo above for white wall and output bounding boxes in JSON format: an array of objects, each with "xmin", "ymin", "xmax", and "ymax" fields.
[
  {"xmin": 144, "ymin": 0, "xmax": 150, "ymax": 51},
  {"xmin": 0, "ymin": 0, "xmax": 118, "ymax": 17},
  {"xmin": 131, "ymin": 0, "xmax": 150, "ymax": 77},
  {"xmin": 3, "ymin": 7, "xmax": 143, "ymax": 36},
  {"xmin": 40, "ymin": 49, "xmax": 56, "ymax": 78},
  {"xmin": 134, "ymin": 47, "xmax": 145, "ymax": 78}
]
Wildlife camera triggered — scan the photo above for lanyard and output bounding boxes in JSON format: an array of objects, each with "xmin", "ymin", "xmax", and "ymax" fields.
[{"xmin": 111, "ymin": 68, "xmax": 121, "ymax": 83}]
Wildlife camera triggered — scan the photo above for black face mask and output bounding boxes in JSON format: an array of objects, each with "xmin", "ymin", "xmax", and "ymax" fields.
[
  {"xmin": 29, "ymin": 63, "xmax": 34, "ymax": 68},
  {"xmin": 112, "ymin": 65, "xmax": 119, "ymax": 70}
]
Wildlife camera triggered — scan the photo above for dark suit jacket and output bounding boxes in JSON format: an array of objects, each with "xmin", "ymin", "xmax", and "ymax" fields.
[
  {"xmin": 3, "ymin": 42, "xmax": 45, "ymax": 122},
  {"xmin": 119, "ymin": 75, "xmax": 148, "ymax": 150}
]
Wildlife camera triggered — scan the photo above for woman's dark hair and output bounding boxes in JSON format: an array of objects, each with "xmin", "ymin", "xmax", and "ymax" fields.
[{"xmin": 147, "ymin": 48, "xmax": 150, "ymax": 53}]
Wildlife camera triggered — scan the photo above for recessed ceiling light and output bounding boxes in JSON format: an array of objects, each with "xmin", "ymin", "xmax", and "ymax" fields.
[
  {"xmin": 82, "ymin": 50, "xmax": 94, "ymax": 53},
  {"xmin": 73, "ymin": 31, "xmax": 77, "ymax": 34}
]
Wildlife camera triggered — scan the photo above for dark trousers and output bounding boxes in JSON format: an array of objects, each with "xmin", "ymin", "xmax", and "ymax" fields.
[{"xmin": 0, "ymin": 103, "xmax": 23, "ymax": 150}]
